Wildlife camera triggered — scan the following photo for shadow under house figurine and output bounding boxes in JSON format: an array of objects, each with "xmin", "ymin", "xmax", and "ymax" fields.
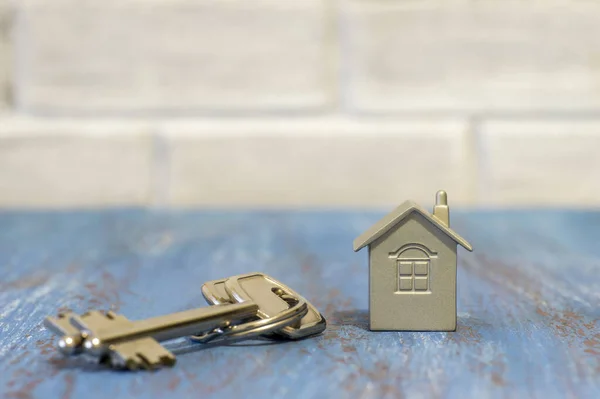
[{"xmin": 353, "ymin": 191, "xmax": 473, "ymax": 332}]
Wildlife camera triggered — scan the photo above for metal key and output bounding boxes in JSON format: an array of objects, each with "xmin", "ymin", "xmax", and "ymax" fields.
[
  {"xmin": 45, "ymin": 302, "xmax": 259, "ymax": 370},
  {"xmin": 44, "ymin": 273, "xmax": 311, "ymax": 370},
  {"xmin": 200, "ymin": 272, "xmax": 326, "ymax": 340}
]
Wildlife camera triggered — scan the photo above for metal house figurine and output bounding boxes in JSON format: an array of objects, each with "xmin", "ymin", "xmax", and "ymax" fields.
[{"xmin": 353, "ymin": 191, "xmax": 473, "ymax": 331}]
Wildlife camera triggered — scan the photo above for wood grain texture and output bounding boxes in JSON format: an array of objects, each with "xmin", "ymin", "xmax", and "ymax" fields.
[{"xmin": 0, "ymin": 210, "xmax": 598, "ymax": 398}]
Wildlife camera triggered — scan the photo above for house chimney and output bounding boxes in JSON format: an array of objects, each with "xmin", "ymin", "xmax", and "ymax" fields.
[{"xmin": 433, "ymin": 190, "xmax": 450, "ymax": 227}]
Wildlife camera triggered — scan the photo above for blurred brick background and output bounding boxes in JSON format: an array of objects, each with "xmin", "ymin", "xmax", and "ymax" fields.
[{"xmin": 1, "ymin": 0, "xmax": 599, "ymax": 208}]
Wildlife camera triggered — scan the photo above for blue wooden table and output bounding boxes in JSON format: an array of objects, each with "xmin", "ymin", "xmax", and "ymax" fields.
[{"xmin": 0, "ymin": 210, "xmax": 598, "ymax": 398}]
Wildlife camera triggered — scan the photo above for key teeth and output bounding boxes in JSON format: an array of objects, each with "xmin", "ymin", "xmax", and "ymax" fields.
[
  {"xmin": 136, "ymin": 354, "xmax": 152, "ymax": 370},
  {"xmin": 120, "ymin": 352, "xmax": 175, "ymax": 371},
  {"xmin": 45, "ymin": 310, "xmax": 179, "ymax": 371},
  {"xmin": 161, "ymin": 353, "xmax": 177, "ymax": 368},
  {"xmin": 93, "ymin": 353, "xmax": 172, "ymax": 371},
  {"xmin": 124, "ymin": 358, "xmax": 139, "ymax": 371},
  {"xmin": 109, "ymin": 338, "xmax": 176, "ymax": 371},
  {"xmin": 44, "ymin": 313, "xmax": 82, "ymax": 337}
]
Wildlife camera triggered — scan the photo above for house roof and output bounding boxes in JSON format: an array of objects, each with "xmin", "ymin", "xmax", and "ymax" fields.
[{"xmin": 353, "ymin": 200, "xmax": 473, "ymax": 252}]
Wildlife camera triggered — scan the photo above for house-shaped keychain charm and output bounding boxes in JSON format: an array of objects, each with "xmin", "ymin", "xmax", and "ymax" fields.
[{"xmin": 353, "ymin": 191, "xmax": 473, "ymax": 331}]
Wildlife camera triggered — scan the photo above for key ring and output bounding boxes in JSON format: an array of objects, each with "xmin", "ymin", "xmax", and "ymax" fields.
[
  {"xmin": 189, "ymin": 286, "xmax": 308, "ymax": 344},
  {"xmin": 189, "ymin": 301, "xmax": 307, "ymax": 344},
  {"xmin": 201, "ymin": 274, "xmax": 327, "ymax": 340}
]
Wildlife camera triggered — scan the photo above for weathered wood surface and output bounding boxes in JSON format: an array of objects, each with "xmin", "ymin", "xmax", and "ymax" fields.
[{"xmin": 0, "ymin": 210, "xmax": 598, "ymax": 398}]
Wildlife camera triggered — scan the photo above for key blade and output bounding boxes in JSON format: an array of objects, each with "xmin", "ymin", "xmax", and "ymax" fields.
[
  {"xmin": 70, "ymin": 310, "xmax": 132, "ymax": 334},
  {"xmin": 95, "ymin": 303, "xmax": 259, "ymax": 345},
  {"xmin": 44, "ymin": 312, "xmax": 81, "ymax": 337},
  {"xmin": 108, "ymin": 337, "xmax": 176, "ymax": 371}
]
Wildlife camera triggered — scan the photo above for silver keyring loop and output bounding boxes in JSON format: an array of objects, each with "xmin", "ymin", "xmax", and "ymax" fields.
[{"xmin": 189, "ymin": 301, "xmax": 308, "ymax": 344}]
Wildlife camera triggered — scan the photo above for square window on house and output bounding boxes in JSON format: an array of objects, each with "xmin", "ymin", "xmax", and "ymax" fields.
[
  {"xmin": 414, "ymin": 262, "xmax": 428, "ymax": 275},
  {"xmin": 398, "ymin": 262, "xmax": 412, "ymax": 276},
  {"xmin": 414, "ymin": 277, "xmax": 428, "ymax": 291},
  {"xmin": 399, "ymin": 278, "xmax": 413, "ymax": 291}
]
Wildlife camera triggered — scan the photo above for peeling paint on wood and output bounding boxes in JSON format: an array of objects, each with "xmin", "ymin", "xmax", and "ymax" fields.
[{"xmin": 0, "ymin": 210, "xmax": 598, "ymax": 398}]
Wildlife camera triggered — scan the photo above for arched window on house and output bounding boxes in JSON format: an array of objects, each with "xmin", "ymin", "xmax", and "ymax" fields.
[{"xmin": 389, "ymin": 244, "xmax": 436, "ymax": 294}]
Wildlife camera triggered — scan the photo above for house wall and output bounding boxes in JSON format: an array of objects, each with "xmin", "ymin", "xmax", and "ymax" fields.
[
  {"xmin": 369, "ymin": 212, "xmax": 457, "ymax": 331},
  {"xmin": 1, "ymin": 1, "xmax": 600, "ymax": 208}
]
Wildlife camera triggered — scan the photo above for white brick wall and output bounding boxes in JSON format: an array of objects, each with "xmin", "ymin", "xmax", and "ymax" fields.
[
  {"xmin": 16, "ymin": 0, "xmax": 332, "ymax": 114},
  {"xmin": 0, "ymin": 0, "xmax": 9, "ymax": 109},
  {"xmin": 343, "ymin": 0, "xmax": 600, "ymax": 113},
  {"xmin": 0, "ymin": 0, "xmax": 599, "ymax": 208},
  {"xmin": 0, "ymin": 118, "xmax": 153, "ymax": 207},
  {"xmin": 479, "ymin": 120, "xmax": 600, "ymax": 207},
  {"xmin": 163, "ymin": 119, "xmax": 471, "ymax": 207}
]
